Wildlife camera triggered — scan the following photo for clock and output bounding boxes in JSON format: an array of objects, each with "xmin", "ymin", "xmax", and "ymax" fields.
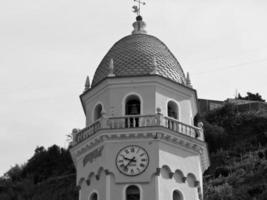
[{"xmin": 116, "ymin": 145, "xmax": 149, "ymax": 176}]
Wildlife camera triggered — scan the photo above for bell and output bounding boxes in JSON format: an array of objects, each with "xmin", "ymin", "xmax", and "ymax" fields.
[{"xmin": 130, "ymin": 104, "xmax": 139, "ymax": 115}]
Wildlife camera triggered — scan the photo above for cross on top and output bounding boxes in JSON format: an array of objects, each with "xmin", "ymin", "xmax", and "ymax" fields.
[{"xmin": 132, "ymin": 0, "xmax": 146, "ymax": 16}]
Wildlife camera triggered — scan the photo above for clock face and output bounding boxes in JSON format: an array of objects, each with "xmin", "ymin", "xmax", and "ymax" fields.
[{"xmin": 116, "ymin": 145, "xmax": 149, "ymax": 176}]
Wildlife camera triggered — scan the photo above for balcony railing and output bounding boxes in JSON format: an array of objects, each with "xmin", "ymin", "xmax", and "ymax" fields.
[{"xmin": 71, "ymin": 113, "xmax": 204, "ymax": 146}]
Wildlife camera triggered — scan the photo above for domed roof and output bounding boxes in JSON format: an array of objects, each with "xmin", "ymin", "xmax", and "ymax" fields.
[{"xmin": 92, "ymin": 19, "xmax": 187, "ymax": 87}]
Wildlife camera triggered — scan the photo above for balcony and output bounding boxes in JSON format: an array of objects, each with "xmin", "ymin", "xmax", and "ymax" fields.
[{"xmin": 70, "ymin": 113, "xmax": 204, "ymax": 147}]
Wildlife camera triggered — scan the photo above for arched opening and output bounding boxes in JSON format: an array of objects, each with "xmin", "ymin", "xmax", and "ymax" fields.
[
  {"xmin": 125, "ymin": 95, "xmax": 141, "ymax": 115},
  {"xmin": 94, "ymin": 104, "xmax": 102, "ymax": 121},
  {"xmin": 167, "ymin": 101, "xmax": 178, "ymax": 130},
  {"xmin": 173, "ymin": 190, "xmax": 183, "ymax": 200},
  {"xmin": 168, "ymin": 101, "xmax": 178, "ymax": 119},
  {"xmin": 90, "ymin": 192, "xmax": 98, "ymax": 200},
  {"xmin": 125, "ymin": 95, "xmax": 141, "ymax": 128},
  {"xmin": 126, "ymin": 185, "xmax": 140, "ymax": 200}
]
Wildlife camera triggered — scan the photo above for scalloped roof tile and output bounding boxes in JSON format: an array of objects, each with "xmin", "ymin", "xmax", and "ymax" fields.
[{"xmin": 92, "ymin": 34, "xmax": 186, "ymax": 87}]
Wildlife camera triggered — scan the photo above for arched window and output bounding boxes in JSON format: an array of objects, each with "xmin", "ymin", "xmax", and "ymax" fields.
[
  {"xmin": 125, "ymin": 95, "xmax": 141, "ymax": 128},
  {"xmin": 173, "ymin": 190, "xmax": 183, "ymax": 200},
  {"xmin": 90, "ymin": 192, "xmax": 98, "ymax": 200},
  {"xmin": 126, "ymin": 185, "xmax": 140, "ymax": 200},
  {"xmin": 125, "ymin": 95, "xmax": 141, "ymax": 115},
  {"xmin": 168, "ymin": 101, "xmax": 178, "ymax": 119},
  {"xmin": 94, "ymin": 104, "xmax": 102, "ymax": 121}
]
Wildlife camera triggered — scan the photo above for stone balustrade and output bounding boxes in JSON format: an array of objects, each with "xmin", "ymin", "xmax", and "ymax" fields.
[{"xmin": 71, "ymin": 114, "xmax": 204, "ymax": 146}]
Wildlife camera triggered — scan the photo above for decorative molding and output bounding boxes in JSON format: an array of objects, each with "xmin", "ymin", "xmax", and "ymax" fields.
[
  {"xmin": 194, "ymin": 180, "xmax": 200, "ymax": 187},
  {"xmin": 83, "ymin": 146, "xmax": 104, "ymax": 166},
  {"xmin": 157, "ymin": 165, "xmax": 199, "ymax": 188},
  {"xmin": 155, "ymin": 168, "xmax": 161, "ymax": 176},
  {"xmin": 105, "ymin": 169, "xmax": 112, "ymax": 175},
  {"xmin": 82, "ymin": 167, "xmax": 114, "ymax": 187},
  {"xmin": 76, "ymin": 185, "xmax": 81, "ymax": 191},
  {"xmin": 169, "ymin": 172, "xmax": 174, "ymax": 178},
  {"xmin": 182, "ymin": 177, "xmax": 187, "ymax": 183}
]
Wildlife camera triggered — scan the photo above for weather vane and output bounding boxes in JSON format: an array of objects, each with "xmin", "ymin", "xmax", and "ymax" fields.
[{"xmin": 132, "ymin": 0, "xmax": 146, "ymax": 16}]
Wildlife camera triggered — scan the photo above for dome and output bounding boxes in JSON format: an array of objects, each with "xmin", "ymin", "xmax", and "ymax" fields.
[{"xmin": 91, "ymin": 19, "xmax": 187, "ymax": 88}]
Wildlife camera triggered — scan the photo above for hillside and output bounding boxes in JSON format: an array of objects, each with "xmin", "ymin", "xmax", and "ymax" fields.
[
  {"xmin": 0, "ymin": 103, "xmax": 267, "ymax": 200},
  {"xmin": 0, "ymin": 146, "xmax": 78, "ymax": 200},
  {"xmin": 202, "ymin": 104, "xmax": 267, "ymax": 200}
]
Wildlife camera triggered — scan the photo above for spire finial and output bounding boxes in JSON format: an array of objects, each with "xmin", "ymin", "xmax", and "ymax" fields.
[
  {"xmin": 84, "ymin": 76, "xmax": 90, "ymax": 91},
  {"xmin": 132, "ymin": 0, "xmax": 146, "ymax": 17},
  {"xmin": 108, "ymin": 58, "xmax": 115, "ymax": 77},
  {"xmin": 151, "ymin": 57, "xmax": 158, "ymax": 74},
  {"xmin": 186, "ymin": 72, "xmax": 193, "ymax": 88}
]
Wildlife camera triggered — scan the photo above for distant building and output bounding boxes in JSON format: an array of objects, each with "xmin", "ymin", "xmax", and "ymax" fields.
[
  {"xmin": 225, "ymin": 98, "xmax": 267, "ymax": 113},
  {"xmin": 198, "ymin": 98, "xmax": 267, "ymax": 115},
  {"xmin": 198, "ymin": 99, "xmax": 224, "ymax": 115}
]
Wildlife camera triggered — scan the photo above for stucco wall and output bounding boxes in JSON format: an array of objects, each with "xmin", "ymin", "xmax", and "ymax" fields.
[{"xmin": 82, "ymin": 77, "xmax": 196, "ymax": 126}]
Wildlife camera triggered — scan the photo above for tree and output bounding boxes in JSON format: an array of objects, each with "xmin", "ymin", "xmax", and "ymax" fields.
[
  {"xmin": 4, "ymin": 164, "xmax": 24, "ymax": 182},
  {"xmin": 237, "ymin": 92, "xmax": 265, "ymax": 102}
]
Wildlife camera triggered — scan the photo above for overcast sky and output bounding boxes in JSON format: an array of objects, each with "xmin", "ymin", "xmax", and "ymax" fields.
[{"xmin": 0, "ymin": 0, "xmax": 266, "ymax": 176}]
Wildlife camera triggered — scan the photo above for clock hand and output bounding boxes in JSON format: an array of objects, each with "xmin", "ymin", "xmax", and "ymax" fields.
[
  {"xmin": 124, "ymin": 157, "xmax": 136, "ymax": 169},
  {"xmin": 122, "ymin": 155, "xmax": 137, "ymax": 162}
]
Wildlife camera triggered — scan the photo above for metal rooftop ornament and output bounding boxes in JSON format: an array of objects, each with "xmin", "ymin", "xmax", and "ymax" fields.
[{"xmin": 132, "ymin": 0, "xmax": 146, "ymax": 16}]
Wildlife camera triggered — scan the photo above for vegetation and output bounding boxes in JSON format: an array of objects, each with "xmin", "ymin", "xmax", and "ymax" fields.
[
  {"xmin": 1, "ymin": 103, "xmax": 267, "ymax": 199},
  {"xmin": 0, "ymin": 145, "xmax": 78, "ymax": 200},
  {"xmin": 202, "ymin": 103, "xmax": 267, "ymax": 200},
  {"xmin": 237, "ymin": 92, "xmax": 265, "ymax": 102}
]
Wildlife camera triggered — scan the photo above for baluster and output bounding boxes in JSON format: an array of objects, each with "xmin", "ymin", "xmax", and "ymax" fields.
[
  {"xmin": 82, "ymin": 132, "xmax": 85, "ymax": 140},
  {"xmin": 140, "ymin": 117, "xmax": 143, "ymax": 127},
  {"xmin": 140, "ymin": 116, "xmax": 144, "ymax": 127},
  {"xmin": 109, "ymin": 119, "xmax": 113, "ymax": 129},
  {"xmin": 190, "ymin": 128, "xmax": 192, "ymax": 137},
  {"xmin": 152, "ymin": 116, "xmax": 156, "ymax": 126},
  {"xmin": 119, "ymin": 118, "xmax": 121, "ymax": 128},
  {"xmin": 133, "ymin": 117, "xmax": 136, "ymax": 127},
  {"xmin": 119, "ymin": 119, "xmax": 121, "ymax": 128},
  {"xmin": 113, "ymin": 120, "xmax": 116, "ymax": 129},
  {"xmin": 150, "ymin": 117, "xmax": 156, "ymax": 126},
  {"xmin": 92, "ymin": 124, "xmax": 95, "ymax": 133},
  {"xmin": 146, "ymin": 118, "xmax": 149, "ymax": 126},
  {"xmin": 113, "ymin": 119, "xmax": 116, "ymax": 128},
  {"xmin": 165, "ymin": 118, "xmax": 168, "ymax": 127},
  {"xmin": 127, "ymin": 117, "xmax": 130, "ymax": 128},
  {"xmin": 189, "ymin": 127, "xmax": 192, "ymax": 136},
  {"xmin": 188, "ymin": 127, "xmax": 191, "ymax": 136},
  {"xmin": 174, "ymin": 121, "xmax": 177, "ymax": 132}
]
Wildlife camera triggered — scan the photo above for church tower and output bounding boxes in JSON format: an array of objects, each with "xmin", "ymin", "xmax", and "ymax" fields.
[{"xmin": 70, "ymin": 10, "xmax": 210, "ymax": 200}]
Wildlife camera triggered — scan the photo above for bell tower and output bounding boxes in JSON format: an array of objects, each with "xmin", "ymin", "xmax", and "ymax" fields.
[{"xmin": 70, "ymin": 12, "xmax": 210, "ymax": 200}]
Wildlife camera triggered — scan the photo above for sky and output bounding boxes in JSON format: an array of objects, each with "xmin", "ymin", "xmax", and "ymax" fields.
[{"xmin": 0, "ymin": 0, "xmax": 267, "ymax": 176}]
